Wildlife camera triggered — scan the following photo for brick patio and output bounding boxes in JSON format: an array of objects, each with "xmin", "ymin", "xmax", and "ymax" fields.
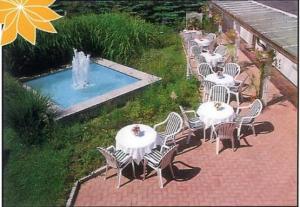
[{"xmin": 74, "ymin": 39, "xmax": 297, "ymax": 206}]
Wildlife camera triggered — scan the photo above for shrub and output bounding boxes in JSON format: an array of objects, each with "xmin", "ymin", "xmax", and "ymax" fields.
[
  {"xmin": 4, "ymin": 13, "xmax": 169, "ymax": 76},
  {"xmin": 3, "ymin": 74, "xmax": 56, "ymax": 146}
]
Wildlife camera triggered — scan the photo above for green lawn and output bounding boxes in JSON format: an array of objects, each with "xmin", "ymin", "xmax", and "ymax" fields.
[{"xmin": 3, "ymin": 34, "xmax": 201, "ymax": 206}]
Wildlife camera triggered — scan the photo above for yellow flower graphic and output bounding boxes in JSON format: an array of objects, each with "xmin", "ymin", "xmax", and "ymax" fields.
[{"xmin": 0, "ymin": 0, "xmax": 62, "ymax": 46}]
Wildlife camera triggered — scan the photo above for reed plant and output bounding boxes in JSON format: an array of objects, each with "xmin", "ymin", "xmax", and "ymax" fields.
[{"xmin": 4, "ymin": 12, "xmax": 169, "ymax": 76}]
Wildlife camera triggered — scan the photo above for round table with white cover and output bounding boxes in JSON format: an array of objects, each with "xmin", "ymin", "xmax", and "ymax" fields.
[
  {"xmin": 200, "ymin": 52, "xmax": 223, "ymax": 68},
  {"xmin": 196, "ymin": 102, "xmax": 235, "ymax": 128},
  {"xmin": 205, "ymin": 73, "xmax": 235, "ymax": 87},
  {"xmin": 194, "ymin": 38, "xmax": 211, "ymax": 47},
  {"xmin": 115, "ymin": 124, "xmax": 161, "ymax": 164}
]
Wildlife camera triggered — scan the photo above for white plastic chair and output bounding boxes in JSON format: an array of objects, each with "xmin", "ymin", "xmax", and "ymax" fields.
[
  {"xmin": 223, "ymin": 63, "xmax": 240, "ymax": 78},
  {"xmin": 214, "ymin": 45, "xmax": 228, "ymax": 56},
  {"xmin": 190, "ymin": 45, "xmax": 203, "ymax": 58},
  {"xmin": 197, "ymin": 63, "xmax": 214, "ymax": 80},
  {"xmin": 235, "ymin": 99, "xmax": 263, "ymax": 140},
  {"xmin": 214, "ymin": 122, "xmax": 236, "ymax": 155},
  {"xmin": 179, "ymin": 106, "xmax": 205, "ymax": 144},
  {"xmin": 229, "ymin": 77, "xmax": 248, "ymax": 106},
  {"xmin": 201, "ymin": 80, "xmax": 216, "ymax": 102},
  {"xmin": 208, "ymin": 85, "xmax": 230, "ymax": 104},
  {"xmin": 195, "ymin": 54, "xmax": 207, "ymax": 66},
  {"xmin": 143, "ymin": 145, "xmax": 178, "ymax": 188},
  {"xmin": 97, "ymin": 146, "xmax": 136, "ymax": 188},
  {"xmin": 206, "ymin": 33, "xmax": 216, "ymax": 41},
  {"xmin": 154, "ymin": 112, "xmax": 183, "ymax": 152}
]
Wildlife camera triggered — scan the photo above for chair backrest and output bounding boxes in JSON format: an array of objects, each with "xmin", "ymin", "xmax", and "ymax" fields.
[
  {"xmin": 224, "ymin": 63, "xmax": 240, "ymax": 78},
  {"xmin": 206, "ymin": 33, "xmax": 216, "ymax": 41},
  {"xmin": 97, "ymin": 147, "xmax": 118, "ymax": 168},
  {"xmin": 248, "ymin": 99, "xmax": 263, "ymax": 118},
  {"xmin": 190, "ymin": 45, "xmax": 202, "ymax": 56},
  {"xmin": 179, "ymin": 106, "xmax": 190, "ymax": 129},
  {"xmin": 188, "ymin": 39, "xmax": 198, "ymax": 48},
  {"xmin": 215, "ymin": 122, "xmax": 236, "ymax": 140},
  {"xmin": 209, "ymin": 85, "xmax": 230, "ymax": 104},
  {"xmin": 195, "ymin": 54, "xmax": 206, "ymax": 64},
  {"xmin": 184, "ymin": 32, "xmax": 194, "ymax": 43},
  {"xmin": 159, "ymin": 145, "xmax": 178, "ymax": 169},
  {"xmin": 198, "ymin": 63, "xmax": 213, "ymax": 79},
  {"xmin": 214, "ymin": 45, "xmax": 228, "ymax": 56},
  {"xmin": 165, "ymin": 112, "xmax": 183, "ymax": 135},
  {"xmin": 202, "ymin": 80, "xmax": 216, "ymax": 94}
]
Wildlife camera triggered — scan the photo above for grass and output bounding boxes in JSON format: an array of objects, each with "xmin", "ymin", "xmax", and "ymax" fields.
[{"xmin": 3, "ymin": 33, "xmax": 200, "ymax": 206}]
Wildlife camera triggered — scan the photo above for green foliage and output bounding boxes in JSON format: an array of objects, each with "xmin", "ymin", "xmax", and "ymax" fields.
[
  {"xmin": 201, "ymin": 15, "xmax": 218, "ymax": 33},
  {"xmin": 3, "ymin": 73, "xmax": 56, "ymax": 146},
  {"xmin": 54, "ymin": 1, "xmax": 205, "ymax": 27},
  {"xmin": 4, "ymin": 13, "xmax": 169, "ymax": 76}
]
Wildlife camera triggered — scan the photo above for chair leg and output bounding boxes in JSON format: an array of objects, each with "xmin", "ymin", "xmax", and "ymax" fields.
[
  {"xmin": 143, "ymin": 160, "xmax": 147, "ymax": 181},
  {"xmin": 231, "ymin": 138, "xmax": 235, "ymax": 152},
  {"xmin": 173, "ymin": 139, "xmax": 178, "ymax": 153},
  {"xmin": 104, "ymin": 165, "xmax": 108, "ymax": 180},
  {"xmin": 117, "ymin": 169, "xmax": 122, "ymax": 188},
  {"xmin": 237, "ymin": 127, "xmax": 241, "ymax": 141},
  {"xmin": 236, "ymin": 93, "xmax": 240, "ymax": 106},
  {"xmin": 157, "ymin": 169, "xmax": 163, "ymax": 188},
  {"xmin": 169, "ymin": 164, "xmax": 175, "ymax": 178},
  {"xmin": 203, "ymin": 127, "xmax": 206, "ymax": 141},
  {"xmin": 251, "ymin": 124, "xmax": 256, "ymax": 136},
  {"xmin": 216, "ymin": 138, "xmax": 220, "ymax": 155},
  {"xmin": 131, "ymin": 161, "xmax": 136, "ymax": 178},
  {"xmin": 186, "ymin": 130, "xmax": 192, "ymax": 144}
]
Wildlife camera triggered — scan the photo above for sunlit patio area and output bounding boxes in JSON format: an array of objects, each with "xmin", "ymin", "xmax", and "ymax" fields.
[{"xmin": 73, "ymin": 25, "xmax": 297, "ymax": 207}]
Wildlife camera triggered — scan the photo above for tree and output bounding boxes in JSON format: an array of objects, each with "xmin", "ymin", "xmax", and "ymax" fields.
[{"xmin": 255, "ymin": 49, "xmax": 276, "ymax": 106}]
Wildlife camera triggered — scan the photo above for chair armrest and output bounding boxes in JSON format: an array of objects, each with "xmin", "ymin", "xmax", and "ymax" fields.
[
  {"xmin": 106, "ymin": 145, "xmax": 115, "ymax": 153},
  {"xmin": 235, "ymin": 116, "xmax": 254, "ymax": 126},
  {"xmin": 236, "ymin": 104, "xmax": 252, "ymax": 114},
  {"xmin": 153, "ymin": 118, "xmax": 168, "ymax": 131},
  {"xmin": 160, "ymin": 145, "xmax": 170, "ymax": 153},
  {"xmin": 184, "ymin": 110, "xmax": 197, "ymax": 117}
]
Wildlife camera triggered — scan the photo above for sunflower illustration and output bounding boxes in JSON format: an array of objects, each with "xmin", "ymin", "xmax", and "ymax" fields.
[{"xmin": 0, "ymin": 0, "xmax": 62, "ymax": 46}]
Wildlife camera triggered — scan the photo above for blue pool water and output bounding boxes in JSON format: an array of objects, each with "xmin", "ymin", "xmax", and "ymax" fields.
[{"xmin": 25, "ymin": 63, "xmax": 139, "ymax": 108}]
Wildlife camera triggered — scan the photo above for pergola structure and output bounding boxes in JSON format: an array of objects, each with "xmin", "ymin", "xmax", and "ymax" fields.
[{"xmin": 210, "ymin": 0, "xmax": 298, "ymax": 64}]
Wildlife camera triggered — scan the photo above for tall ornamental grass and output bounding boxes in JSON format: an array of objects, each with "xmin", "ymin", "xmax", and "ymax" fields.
[
  {"xmin": 3, "ymin": 73, "xmax": 56, "ymax": 146},
  {"xmin": 4, "ymin": 13, "xmax": 169, "ymax": 76}
]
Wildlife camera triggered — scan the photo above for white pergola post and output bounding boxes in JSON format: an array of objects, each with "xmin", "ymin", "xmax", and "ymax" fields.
[{"xmin": 233, "ymin": 20, "xmax": 241, "ymax": 60}]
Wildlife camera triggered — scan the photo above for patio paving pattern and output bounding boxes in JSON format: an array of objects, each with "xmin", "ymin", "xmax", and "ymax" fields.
[
  {"xmin": 75, "ymin": 97, "xmax": 297, "ymax": 206},
  {"xmin": 74, "ymin": 37, "xmax": 297, "ymax": 206}
]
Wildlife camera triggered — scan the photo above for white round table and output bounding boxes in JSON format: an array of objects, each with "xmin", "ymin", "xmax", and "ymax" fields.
[
  {"xmin": 194, "ymin": 38, "xmax": 211, "ymax": 47},
  {"xmin": 115, "ymin": 124, "xmax": 160, "ymax": 163},
  {"xmin": 205, "ymin": 73, "xmax": 235, "ymax": 87},
  {"xmin": 200, "ymin": 52, "xmax": 223, "ymax": 68},
  {"xmin": 196, "ymin": 102, "xmax": 235, "ymax": 128}
]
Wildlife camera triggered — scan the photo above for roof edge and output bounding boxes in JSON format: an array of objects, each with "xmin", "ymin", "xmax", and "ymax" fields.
[{"xmin": 252, "ymin": 1, "xmax": 298, "ymax": 18}]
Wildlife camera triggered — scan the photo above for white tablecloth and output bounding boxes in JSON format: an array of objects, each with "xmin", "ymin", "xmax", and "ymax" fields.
[
  {"xmin": 205, "ymin": 73, "xmax": 235, "ymax": 87},
  {"xmin": 194, "ymin": 38, "xmax": 211, "ymax": 47},
  {"xmin": 115, "ymin": 124, "xmax": 160, "ymax": 163},
  {"xmin": 196, "ymin": 102, "xmax": 235, "ymax": 128},
  {"xmin": 201, "ymin": 52, "xmax": 223, "ymax": 67}
]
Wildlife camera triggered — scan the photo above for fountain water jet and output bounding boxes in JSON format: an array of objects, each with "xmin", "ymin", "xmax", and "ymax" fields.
[{"xmin": 72, "ymin": 49, "xmax": 90, "ymax": 89}]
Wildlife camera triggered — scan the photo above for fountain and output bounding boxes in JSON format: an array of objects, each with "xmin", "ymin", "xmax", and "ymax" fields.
[{"xmin": 72, "ymin": 49, "xmax": 90, "ymax": 89}]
